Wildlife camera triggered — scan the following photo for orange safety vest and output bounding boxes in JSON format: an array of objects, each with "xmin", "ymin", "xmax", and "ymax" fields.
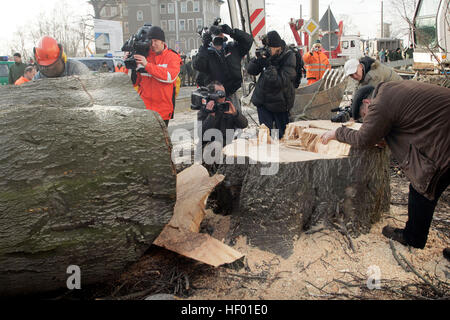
[
  {"xmin": 135, "ymin": 46, "xmax": 181, "ymax": 120},
  {"xmin": 115, "ymin": 66, "xmax": 128, "ymax": 74},
  {"xmin": 14, "ymin": 76, "xmax": 30, "ymax": 85},
  {"xmin": 302, "ymin": 51, "xmax": 331, "ymax": 84}
]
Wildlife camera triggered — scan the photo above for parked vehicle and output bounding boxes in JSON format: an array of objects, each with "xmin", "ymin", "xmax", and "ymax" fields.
[
  {"xmin": 72, "ymin": 57, "xmax": 125, "ymax": 73},
  {"xmin": 0, "ymin": 61, "xmax": 14, "ymax": 85},
  {"xmin": 413, "ymin": 0, "xmax": 449, "ymax": 72}
]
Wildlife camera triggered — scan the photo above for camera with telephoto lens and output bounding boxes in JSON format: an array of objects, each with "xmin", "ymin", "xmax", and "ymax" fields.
[
  {"xmin": 255, "ymin": 34, "xmax": 271, "ymax": 60},
  {"xmin": 330, "ymin": 106, "xmax": 352, "ymax": 123},
  {"xmin": 191, "ymin": 87, "xmax": 230, "ymax": 113},
  {"xmin": 197, "ymin": 17, "xmax": 223, "ymax": 40},
  {"xmin": 121, "ymin": 24, "xmax": 153, "ymax": 72}
]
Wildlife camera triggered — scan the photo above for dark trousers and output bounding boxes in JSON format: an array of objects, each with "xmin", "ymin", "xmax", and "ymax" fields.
[
  {"xmin": 164, "ymin": 120, "xmax": 169, "ymax": 126},
  {"xmin": 404, "ymin": 169, "xmax": 449, "ymax": 249},
  {"xmin": 256, "ymin": 106, "xmax": 290, "ymax": 139}
]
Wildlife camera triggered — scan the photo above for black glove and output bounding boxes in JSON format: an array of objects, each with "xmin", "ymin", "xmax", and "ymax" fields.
[
  {"xmin": 309, "ymin": 51, "xmax": 314, "ymax": 56},
  {"xmin": 202, "ymin": 32, "xmax": 212, "ymax": 46},
  {"xmin": 259, "ymin": 57, "xmax": 270, "ymax": 69},
  {"xmin": 220, "ymin": 24, "xmax": 234, "ymax": 36}
]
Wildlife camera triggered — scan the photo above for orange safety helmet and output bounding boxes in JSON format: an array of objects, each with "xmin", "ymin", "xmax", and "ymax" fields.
[{"xmin": 33, "ymin": 36, "xmax": 63, "ymax": 66}]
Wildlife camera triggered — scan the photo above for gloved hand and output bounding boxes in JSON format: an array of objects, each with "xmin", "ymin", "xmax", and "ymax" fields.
[
  {"xmin": 220, "ymin": 24, "xmax": 234, "ymax": 36},
  {"xmin": 258, "ymin": 57, "xmax": 270, "ymax": 69},
  {"xmin": 202, "ymin": 32, "xmax": 212, "ymax": 46},
  {"xmin": 309, "ymin": 51, "xmax": 314, "ymax": 56}
]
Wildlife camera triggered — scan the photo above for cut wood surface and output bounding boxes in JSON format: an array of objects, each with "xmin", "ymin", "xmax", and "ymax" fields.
[
  {"xmin": 154, "ymin": 165, "xmax": 244, "ymax": 267},
  {"xmin": 0, "ymin": 74, "xmax": 176, "ymax": 296},
  {"xmin": 218, "ymin": 120, "xmax": 390, "ymax": 258}
]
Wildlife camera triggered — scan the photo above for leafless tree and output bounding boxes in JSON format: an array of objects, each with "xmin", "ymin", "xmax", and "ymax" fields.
[
  {"xmin": 88, "ymin": 0, "xmax": 121, "ymax": 19},
  {"xmin": 8, "ymin": 0, "xmax": 94, "ymax": 58},
  {"xmin": 387, "ymin": 0, "xmax": 418, "ymax": 44}
]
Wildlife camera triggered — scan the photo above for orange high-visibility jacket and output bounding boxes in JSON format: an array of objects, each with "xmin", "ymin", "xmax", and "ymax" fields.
[
  {"xmin": 14, "ymin": 76, "xmax": 30, "ymax": 85},
  {"xmin": 135, "ymin": 46, "xmax": 181, "ymax": 120},
  {"xmin": 302, "ymin": 51, "xmax": 331, "ymax": 84},
  {"xmin": 115, "ymin": 66, "xmax": 128, "ymax": 74}
]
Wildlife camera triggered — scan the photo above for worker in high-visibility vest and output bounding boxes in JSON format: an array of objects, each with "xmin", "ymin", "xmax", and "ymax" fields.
[
  {"xmin": 115, "ymin": 62, "xmax": 128, "ymax": 74},
  {"xmin": 302, "ymin": 41, "xmax": 331, "ymax": 85}
]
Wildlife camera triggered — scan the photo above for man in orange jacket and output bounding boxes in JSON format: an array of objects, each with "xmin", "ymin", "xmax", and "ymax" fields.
[
  {"xmin": 302, "ymin": 41, "xmax": 331, "ymax": 85},
  {"xmin": 14, "ymin": 66, "xmax": 36, "ymax": 85},
  {"xmin": 115, "ymin": 62, "xmax": 128, "ymax": 74},
  {"xmin": 131, "ymin": 26, "xmax": 181, "ymax": 126}
]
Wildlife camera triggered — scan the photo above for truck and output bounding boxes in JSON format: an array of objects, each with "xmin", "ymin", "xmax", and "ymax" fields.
[
  {"xmin": 0, "ymin": 60, "xmax": 14, "ymax": 85},
  {"xmin": 413, "ymin": 0, "xmax": 450, "ymax": 72}
]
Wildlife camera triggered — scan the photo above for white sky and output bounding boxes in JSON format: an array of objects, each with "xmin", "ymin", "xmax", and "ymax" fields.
[{"xmin": 1, "ymin": 0, "xmax": 403, "ymax": 54}]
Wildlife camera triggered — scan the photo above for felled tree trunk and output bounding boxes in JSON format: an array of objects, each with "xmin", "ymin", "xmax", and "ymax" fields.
[
  {"xmin": 0, "ymin": 74, "xmax": 176, "ymax": 296},
  {"xmin": 217, "ymin": 121, "xmax": 391, "ymax": 258}
]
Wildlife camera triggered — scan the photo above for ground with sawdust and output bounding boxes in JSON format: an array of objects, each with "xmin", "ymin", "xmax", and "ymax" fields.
[{"xmin": 85, "ymin": 163, "xmax": 448, "ymax": 301}]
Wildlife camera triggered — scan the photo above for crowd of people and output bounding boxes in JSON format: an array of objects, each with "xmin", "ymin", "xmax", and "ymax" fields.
[
  {"xmin": 4, "ymin": 22, "xmax": 449, "ymax": 261},
  {"xmin": 377, "ymin": 44, "xmax": 415, "ymax": 63}
]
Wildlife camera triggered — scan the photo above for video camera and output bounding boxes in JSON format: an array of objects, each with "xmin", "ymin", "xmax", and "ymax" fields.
[
  {"xmin": 255, "ymin": 34, "xmax": 271, "ymax": 60},
  {"xmin": 197, "ymin": 17, "xmax": 222, "ymax": 37},
  {"xmin": 191, "ymin": 87, "xmax": 230, "ymax": 113},
  {"xmin": 330, "ymin": 106, "xmax": 352, "ymax": 123},
  {"xmin": 121, "ymin": 23, "xmax": 153, "ymax": 72}
]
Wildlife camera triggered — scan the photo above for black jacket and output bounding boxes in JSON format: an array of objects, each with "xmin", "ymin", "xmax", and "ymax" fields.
[
  {"xmin": 197, "ymin": 104, "xmax": 248, "ymax": 147},
  {"xmin": 247, "ymin": 46, "xmax": 297, "ymax": 113},
  {"xmin": 193, "ymin": 29, "xmax": 253, "ymax": 95}
]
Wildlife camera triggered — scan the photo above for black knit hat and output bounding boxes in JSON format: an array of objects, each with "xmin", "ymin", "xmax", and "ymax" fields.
[
  {"xmin": 148, "ymin": 26, "xmax": 165, "ymax": 42},
  {"xmin": 266, "ymin": 31, "xmax": 283, "ymax": 48},
  {"xmin": 351, "ymin": 85, "xmax": 375, "ymax": 120}
]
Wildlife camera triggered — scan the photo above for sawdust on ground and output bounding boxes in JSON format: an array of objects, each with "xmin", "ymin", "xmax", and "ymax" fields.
[{"xmin": 95, "ymin": 171, "xmax": 449, "ymax": 301}]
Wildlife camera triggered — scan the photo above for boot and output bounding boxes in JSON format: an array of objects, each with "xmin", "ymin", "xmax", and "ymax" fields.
[{"xmin": 382, "ymin": 225, "xmax": 408, "ymax": 246}]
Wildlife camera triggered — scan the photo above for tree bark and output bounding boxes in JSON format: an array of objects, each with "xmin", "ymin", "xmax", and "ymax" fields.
[
  {"xmin": 0, "ymin": 74, "xmax": 176, "ymax": 296},
  {"xmin": 216, "ymin": 121, "xmax": 391, "ymax": 258}
]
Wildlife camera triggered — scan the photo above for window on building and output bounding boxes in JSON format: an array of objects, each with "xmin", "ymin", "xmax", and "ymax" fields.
[
  {"xmin": 188, "ymin": 19, "xmax": 194, "ymax": 31},
  {"xmin": 179, "ymin": 20, "xmax": 186, "ymax": 31},
  {"xmin": 168, "ymin": 3, "xmax": 175, "ymax": 14},
  {"xmin": 181, "ymin": 2, "xmax": 187, "ymax": 13},
  {"xmin": 105, "ymin": 6, "xmax": 111, "ymax": 17},
  {"xmin": 342, "ymin": 41, "xmax": 349, "ymax": 49},
  {"xmin": 193, "ymin": 1, "xmax": 200, "ymax": 12},
  {"xmin": 169, "ymin": 20, "xmax": 176, "ymax": 32},
  {"xmin": 123, "ymin": 6, "xmax": 128, "ymax": 16},
  {"xmin": 350, "ymin": 41, "xmax": 356, "ymax": 48},
  {"xmin": 196, "ymin": 18, "xmax": 203, "ymax": 29},
  {"xmin": 111, "ymin": 6, "xmax": 118, "ymax": 17},
  {"xmin": 161, "ymin": 20, "xmax": 168, "ymax": 31},
  {"xmin": 160, "ymin": 4, "xmax": 166, "ymax": 14},
  {"xmin": 187, "ymin": 1, "xmax": 194, "ymax": 12},
  {"xmin": 137, "ymin": 10, "xmax": 143, "ymax": 21}
]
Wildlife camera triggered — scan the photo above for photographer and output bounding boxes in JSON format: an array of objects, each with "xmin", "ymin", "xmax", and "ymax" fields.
[
  {"xmin": 193, "ymin": 20, "xmax": 253, "ymax": 111},
  {"xmin": 126, "ymin": 25, "xmax": 181, "ymax": 126},
  {"xmin": 197, "ymin": 81, "xmax": 248, "ymax": 150},
  {"xmin": 246, "ymin": 31, "xmax": 296, "ymax": 139}
]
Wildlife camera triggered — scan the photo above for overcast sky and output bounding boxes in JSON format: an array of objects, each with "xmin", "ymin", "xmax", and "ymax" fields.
[{"xmin": 1, "ymin": 0, "xmax": 402, "ymax": 54}]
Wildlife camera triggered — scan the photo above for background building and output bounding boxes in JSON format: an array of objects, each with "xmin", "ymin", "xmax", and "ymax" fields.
[{"xmin": 98, "ymin": 0, "xmax": 224, "ymax": 55}]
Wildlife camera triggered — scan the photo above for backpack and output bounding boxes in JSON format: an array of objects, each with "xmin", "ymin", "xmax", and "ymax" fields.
[{"xmin": 288, "ymin": 46, "xmax": 304, "ymax": 89}]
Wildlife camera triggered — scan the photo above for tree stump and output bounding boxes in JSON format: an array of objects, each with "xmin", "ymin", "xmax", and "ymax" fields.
[
  {"xmin": 217, "ymin": 121, "xmax": 391, "ymax": 258},
  {"xmin": 0, "ymin": 74, "xmax": 176, "ymax": 296}
]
